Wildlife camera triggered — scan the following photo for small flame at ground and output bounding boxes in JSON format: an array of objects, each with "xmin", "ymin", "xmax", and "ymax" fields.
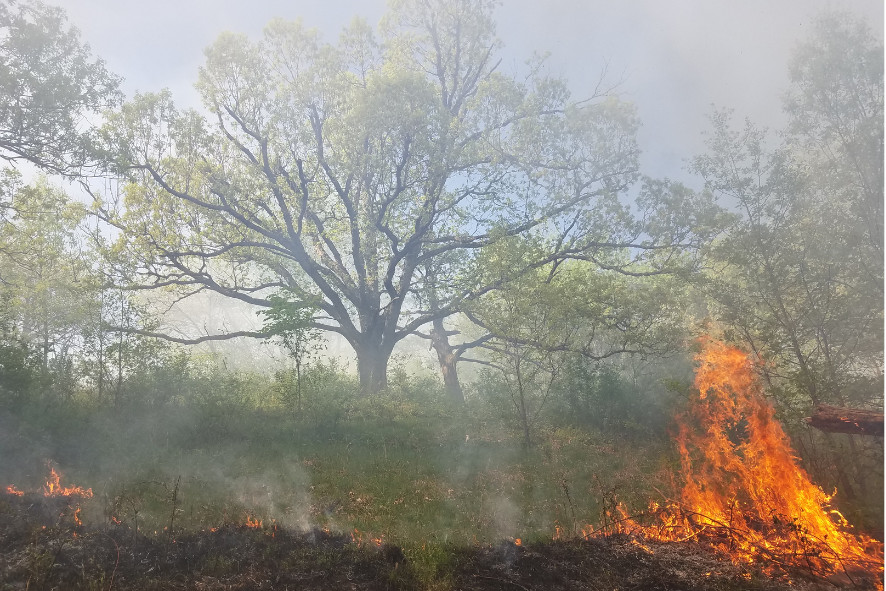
[
  {"xmin": 245, "ymin": 515, "xmax": 263, "ymax": 528},
  {"xmin": 5, "ymin": 464, "xmax": 92, "ymax": 539},
  {"xmin": 351, "ymin": 528, "xmax": 384, "ymax": 548},
  {"xmin": 4, "ymin": 464, "xmax": 92, "ymax": 499},
  {"xmin": 42, "ymin": 464, "xmax": 93, "ymax": 498}
]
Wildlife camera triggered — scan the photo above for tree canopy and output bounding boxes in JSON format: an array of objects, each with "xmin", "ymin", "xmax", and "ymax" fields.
[
  {"xmin": 0, "ymin": 0, "xmax": 120, "ymax": 175},
  {"xmin": 98, "ymin": 0, "xmax": 719, "ymax": 393},
  {"xmin": 699, "ymin": 13, "xmax": 883, "ymax": 412}
]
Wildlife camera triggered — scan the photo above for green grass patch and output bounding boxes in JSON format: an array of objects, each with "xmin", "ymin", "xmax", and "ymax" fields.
[{"xmin": 0, "ymin": 386, "xmax": 674, "ymax": 557}]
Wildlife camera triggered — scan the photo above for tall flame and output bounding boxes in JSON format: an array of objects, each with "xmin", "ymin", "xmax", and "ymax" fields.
[{"xmin": 632, "ymin": 339, "xmax": 883, "ymax": 582}]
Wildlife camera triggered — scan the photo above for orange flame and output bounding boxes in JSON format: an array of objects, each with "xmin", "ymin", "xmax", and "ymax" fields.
[
  {"xmin": 43, "ymin": 465, "xmax": 93, "ymax": 498},
  {"xmin": 5, "ymin": 465, "xmax": 92, "ymax": 498},
  {"xmin": 351, "ymin": 527, "xmax": 383, "ymax": 548},
  {"xmin": 606, "ymin": 339, "xmax": 883, "ymax": 583},
  {"xmin": 245, "ymin": 515, "xmax": 262, "ymax": 528}
]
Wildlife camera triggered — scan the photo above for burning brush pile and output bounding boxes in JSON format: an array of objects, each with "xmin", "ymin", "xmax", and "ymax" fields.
[
  {"xmin": 591, "ymin": 339, "xmax": 883, "ymax": 588},
  {"xmin": 0, "ymin": 339, "xmax": 882, "ymax": 590}
]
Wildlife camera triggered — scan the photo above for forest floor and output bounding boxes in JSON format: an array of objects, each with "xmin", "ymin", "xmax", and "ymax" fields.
[
  {"xmin": 1, "ymin": 390, "xmax": 882, "ymax": 590},
  {"xmin": 2, "ymin": 489, "xmax": 871, "ymax": 591}
]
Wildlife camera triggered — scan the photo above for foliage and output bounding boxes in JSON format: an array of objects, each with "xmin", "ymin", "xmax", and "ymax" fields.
[
  {"xmin": 0, "ymin": 340, "xmax": 42, "ymax": 405},
  {"xmin": 0, "ymin": 177, "xmax": 97, "ymax": 397},
  {"xmin": 463, "ymin": 235, "xmax": 694, "ymax": 445},
  {"xmin": 552, "ymin": 360, "xmax": 667, "ymax": 439},
  {"xmin": 261, "ymin": 293, "xmax": 323, "ymax": 411},
  {"xmin": 0, "ymin": 0, "xmax": 120, "ymax": 174},
  {"xmin": 97, "ymin": 0, "xmax": 719, "ymax": 393},
  {"xmin": 0, "ymin": 175, "xmax": 178, "ymax": 407},
  {"xmin": 0, "ymin": 363, "xmax": 678, "ymax": 548},
  {"xmin": 698, "ymin": 13, "xmax": 883, "ymax": 413}
]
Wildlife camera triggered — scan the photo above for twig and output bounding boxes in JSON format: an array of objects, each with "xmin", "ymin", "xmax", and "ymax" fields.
[
  {"xmin": 559, "ymin": 477, "xmax": 577, "ymax": 535},
  {"xmin": 103, "ymin": 533, "xmax": 120, "ymax": 591}
]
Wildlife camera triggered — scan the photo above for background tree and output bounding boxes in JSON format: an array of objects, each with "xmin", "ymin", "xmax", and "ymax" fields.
[
  {"xmin": 260, "ymin": 293, "xmax": 323, "ymax": 412},
  {"xmin": 699, "ymin": 13, "xmax": 882, "ymax": 413},
  {"xmin": 0, "ymin": 0, "xmax": 120, "ymax": 175},
  {"xmin": 0, "ymin": 177, "xmax": 95, "ymax": 397},
  {"xmin": 697, "ymin": 13, "xmax": 882, "ymax": 509},
  {"xmin": 784, "ymin": 12, "xmax": 883, "ymax": 266},
  {"xmin": 463, "ymin": 234, "xmax": 693, "ymax": 445}
]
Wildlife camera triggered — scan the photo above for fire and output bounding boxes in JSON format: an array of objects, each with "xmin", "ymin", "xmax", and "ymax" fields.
[
  {"xmin": 351, "ymin": 528, "xmax": 383, "ymax": 548},
  {"xmin": 245, "ymin": 515, "xmax": 263, "ymax": 528},
  {"xmin": 5, "ymin": 464, "xmax": 93, "ymax": 537},
  {"xmin": 5, "ymin": 464, "xmax": 92, "ymax": 498},
  {"xmin": 42, "ymin": 465, "xmax": 93, "ymax": 498},
  {"xmin": 603, "ymin": 339, "xmax": 883, "ymax": 583}
]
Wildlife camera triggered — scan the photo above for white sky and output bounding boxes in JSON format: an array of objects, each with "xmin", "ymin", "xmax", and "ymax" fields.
[{"xmin": 56, "ymin": 0, "xmax": 883, "ymax": 184}]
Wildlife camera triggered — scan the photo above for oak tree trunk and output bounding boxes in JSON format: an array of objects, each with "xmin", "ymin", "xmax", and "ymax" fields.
[
  {"xmin": 355, "ymin": 341, "xmax": 392, "ymax": 395},
  {"xmin": 430, "ymin": 319, "xmax": 464, "ymax": 404}
]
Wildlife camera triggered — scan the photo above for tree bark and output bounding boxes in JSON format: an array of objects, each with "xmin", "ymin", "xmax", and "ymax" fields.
[
  {"xmin": 355, "ymin": 341, "xmax": 392, "ymax": 395},
  {"xmin": 804, "ymin": 404, "xmax": 883, "ymax": 436},
  {"xmin": 430, "ymin": 319, "xmax": 464, "ymax": 404}
]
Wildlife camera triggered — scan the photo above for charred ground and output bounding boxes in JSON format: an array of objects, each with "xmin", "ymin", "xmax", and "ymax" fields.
[
  {"xmin": 2, "ymin": 489, "xmax": 864, "ymax": 591},
  {"xmin": 1, "ymin": 368, "xmax": 882, "ymax": 591}
]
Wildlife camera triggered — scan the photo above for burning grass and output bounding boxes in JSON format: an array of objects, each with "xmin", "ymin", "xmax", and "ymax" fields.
[
  {"xmin": 0, "ymin": 488, "xmax": 827, "ymax": 590},
  {"xmin": 0, "ymin": 344, "xmax": 881, "ymax": 589}
]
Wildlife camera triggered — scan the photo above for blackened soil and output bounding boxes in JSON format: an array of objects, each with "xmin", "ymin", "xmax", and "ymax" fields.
[{"xmin": 0, "ymin": 492, "xmax": 877, "ymax": 590}]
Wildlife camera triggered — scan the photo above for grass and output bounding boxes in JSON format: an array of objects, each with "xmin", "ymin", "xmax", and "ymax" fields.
[
  {"xmin": 0, "ymin": 378, "xmax": 676, "ymax": 586},
  {"xmin": 1, "ymin": 370, "xmax": 882, "ymax": 590}
]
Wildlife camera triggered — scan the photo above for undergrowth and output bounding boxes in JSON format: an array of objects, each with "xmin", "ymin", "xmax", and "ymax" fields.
[{"xmin": 0, "ymin": 362, "xmax": 880, "ymax": 588}]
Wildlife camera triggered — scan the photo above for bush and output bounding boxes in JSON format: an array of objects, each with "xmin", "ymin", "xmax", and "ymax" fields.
[{"xmin": 549, "ymin": 358, "xmax": 682, "ymax": 440}]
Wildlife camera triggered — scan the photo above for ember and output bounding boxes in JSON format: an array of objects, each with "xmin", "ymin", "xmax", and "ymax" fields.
[{"xmin": 598, "ymin": 339, "xmax": 883, "ymax": 585}]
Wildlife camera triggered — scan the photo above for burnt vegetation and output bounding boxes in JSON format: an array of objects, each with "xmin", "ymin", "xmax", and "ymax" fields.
[{"xmin": 1, "ymin": 490, "xmax": 862, "ymax": 591}]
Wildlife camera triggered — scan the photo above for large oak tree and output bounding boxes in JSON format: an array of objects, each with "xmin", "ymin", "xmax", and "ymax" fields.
[{"xmin": 100, "ymin": 0, "xmax": 716, "ymax": 394}]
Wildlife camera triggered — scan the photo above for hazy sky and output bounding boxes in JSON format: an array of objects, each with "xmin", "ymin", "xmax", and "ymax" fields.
[{"xmin": 58, "ymin": 0, "xmax": 883, "ymax": 182}]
